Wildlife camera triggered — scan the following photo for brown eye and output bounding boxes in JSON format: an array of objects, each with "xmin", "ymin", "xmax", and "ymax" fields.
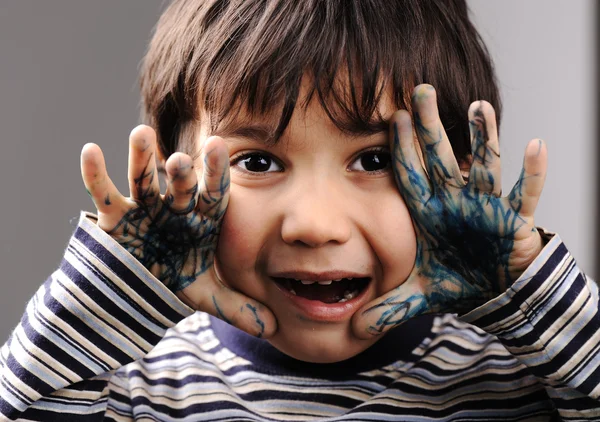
[
  {"xmin": 232, "ymin": 152, "xmax": 283, "ymax": 173},
  {"xmin": 349, "ymin": 150, "xmax": 391, "ymax": 173}
]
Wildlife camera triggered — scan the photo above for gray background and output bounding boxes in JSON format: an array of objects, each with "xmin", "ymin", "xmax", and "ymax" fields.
[{"xmin": 0, "ymin": 1, "xmax": 596, "ymax": 341}]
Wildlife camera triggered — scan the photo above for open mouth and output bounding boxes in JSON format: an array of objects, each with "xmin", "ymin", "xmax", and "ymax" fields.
[{"xmin": 273, "ymin": 277, "xmax": 370, "ymax": 304}]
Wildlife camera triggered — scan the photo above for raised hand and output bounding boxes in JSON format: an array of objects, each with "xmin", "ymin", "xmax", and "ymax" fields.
[
  {"xmin": 353, "ymin": 84, "xmax": 547, "ymax": 338},
  {"xmin": 80, "ymin": 125, "xmax": 276, "ymax": 338}
]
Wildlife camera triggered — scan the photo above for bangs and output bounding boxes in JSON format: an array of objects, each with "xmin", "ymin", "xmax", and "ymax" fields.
[{"xmin": 194, "ymin": 0, "xmax": 415, "ymax": 144}]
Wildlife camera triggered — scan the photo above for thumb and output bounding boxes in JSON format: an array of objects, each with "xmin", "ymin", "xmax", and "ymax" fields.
[
  {"xmin": 177, "ymin": 267, "xmax": 277, "ymax": 339},
  {"xmin": 352, "ymin": 276, "xmax": 429, "ymax": 339}
]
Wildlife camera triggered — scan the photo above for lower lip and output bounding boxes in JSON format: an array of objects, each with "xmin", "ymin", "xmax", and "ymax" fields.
[{"xmin": 272, "ymin": 280, "xmax": 371, "ymax": 322}]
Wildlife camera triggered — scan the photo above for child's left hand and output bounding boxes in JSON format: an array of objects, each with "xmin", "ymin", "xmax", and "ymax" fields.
[{"xmin": 353, "ymin": 84, "xmax": 547, "ymax": 338}]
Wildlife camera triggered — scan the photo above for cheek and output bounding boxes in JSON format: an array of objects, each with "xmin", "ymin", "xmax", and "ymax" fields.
[
  {"xmin": 215, "ymin": 187, "xmax": 270, "ymax": 291},
  {"xmin": 366, "ymin": 194, "xmax": 417, "ymax": 294},
  {"xmin": 217, "ymin": 202, "xmax": 257, "ymax": 271},
  {"xmin": 217, "ymin": 217, "xmax": 252, "ymax": 266}
]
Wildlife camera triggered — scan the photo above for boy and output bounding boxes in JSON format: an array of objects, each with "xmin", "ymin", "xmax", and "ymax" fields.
[{"xmin": 1, "ymin": 0, "xmax": 599, "ymax": 421}]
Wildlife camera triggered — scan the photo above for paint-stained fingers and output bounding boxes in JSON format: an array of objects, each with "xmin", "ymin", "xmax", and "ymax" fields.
[
  {"xmin": 507, "ymin": 139, "xmax": 548, "ymax": 217},
  {"xmin": 176, "ymin": 270, "xmax": 277, "ymax": 338},
  {"xmin": 412, "ymin": 85, "xmax": 464, "ymax": 190},
  {"xmin": 196, "ymin": 136, "xmax": 230, "ymax": 219},
  {"xmin": 128, "ymin": 125, "xmax": 161, "ymax": 203},
  {"xmin": 390, "ymin": 110, "xmax": 432, "ymax": 206},
  {"xmin": 467, "ymin": 101, "xmax": 502, "ymax": 196},
  {"xmin": 163, "ymin": 152, "xmax": 199, "ymax": 214},
  {"xmin": 81, "ymin": 143, "xmax": 125, "ymax": 215},
  {"xmin": 351, "ymin": 277, "xmax": 429, "ymax": 340}
]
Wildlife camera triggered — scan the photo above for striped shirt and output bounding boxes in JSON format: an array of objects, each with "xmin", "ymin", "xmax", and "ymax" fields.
[{"xmin": 0, "ymin": 212, "xmax": 599, "ymax": 421}]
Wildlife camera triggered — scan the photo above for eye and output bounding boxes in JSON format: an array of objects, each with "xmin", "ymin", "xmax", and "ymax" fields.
[
  {"xmin": 231, "ymin": 152, "xmax": 283, "ymax": 173},
  {"xmin": 348, "ymin": 148, "xmax": 391, "ymax": 173}
]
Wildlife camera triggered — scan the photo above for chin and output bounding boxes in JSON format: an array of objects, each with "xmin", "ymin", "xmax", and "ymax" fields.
[{"xmin": 267, "ymin": 319, "xmax": 379, "ymax": 363}]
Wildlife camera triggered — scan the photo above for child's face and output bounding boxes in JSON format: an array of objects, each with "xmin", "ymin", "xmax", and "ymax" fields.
[{"xmin": 196, "ymin": 83, "xmax": 417, "ymax": 363}]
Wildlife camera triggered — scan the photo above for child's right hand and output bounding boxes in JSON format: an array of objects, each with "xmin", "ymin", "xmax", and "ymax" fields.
[{"xmin": 80, "ymin": 125, "xmax": 276, "ymax": 338}]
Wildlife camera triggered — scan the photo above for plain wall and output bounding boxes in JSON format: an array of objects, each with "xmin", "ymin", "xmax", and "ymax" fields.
[
  {"xmin": 0, "ymin": 1, "xmax": 596, "ymax": 341},
  {"xmin": 469, "ymin": 0, "xmax": 597, "ymax": 277}
]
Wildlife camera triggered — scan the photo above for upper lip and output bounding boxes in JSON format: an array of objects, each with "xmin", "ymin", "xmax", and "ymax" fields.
[{"xmin": 270, "ymin": 271, "xmax": 370, "ymax": 282}]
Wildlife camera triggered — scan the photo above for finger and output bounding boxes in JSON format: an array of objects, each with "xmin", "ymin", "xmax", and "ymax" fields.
[
  {"xmin": 177, "ymin": 271, "xmax": 277, "ymax": 339},
  {"xmin": 81, "ymin": 143, "xmax": 125, "ymax": 214},
  {"xmin": 352, "ymin": 278, "xmax": 429, "ymax": 339},
  {"xmin": 197, "ymin": 136, "xmax": 230, "ymax": 219},
  {"xmin": 390, "ymin": 110, "xmax": 432, "ymax": 207},
  {"xmin": 507, "ymin": 139, "xmax": 548, "ymax": 217},
  {"xmin": 128, "ymin": 125, "xmax": 161, "ymax": 204},
  {"xmin": 163, "ymin": 152, "xmax": 200, "ymax": 214},
  {"xmin": 467, "ymin": 101, "xmax": 502, "ymax": 196},
  {"xmin": 412, "ymin": 84, "xmax": 464, "ymax": 192}
]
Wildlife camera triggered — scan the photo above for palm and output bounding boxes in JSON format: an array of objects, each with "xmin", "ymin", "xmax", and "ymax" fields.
[
  {"xmin": 91, "ymin": 139, "xmax": 227, "ymax": 292},
  {"xmin": 414, "ymin": 188, "xmax": 533, "ymax": 314},
  {"xmin": 105, "ymin": 196, "xmax": 221, "ymax": 291}
]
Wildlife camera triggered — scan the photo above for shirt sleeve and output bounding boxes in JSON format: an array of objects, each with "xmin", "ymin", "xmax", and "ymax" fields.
[
  {"xmin": 461, "ymin": 230, "xmax": 600, "ymax": 421},
  {"xmin": 0, "ymin": 212, "xmax": 194, "ymax": 421}
]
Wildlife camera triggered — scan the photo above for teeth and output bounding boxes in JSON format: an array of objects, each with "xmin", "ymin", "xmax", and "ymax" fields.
[
  {"xmin": 290, "ymin": 289, "xmax": 297, "ymax": 295},
  {"xmin": 343, "ymin": 289, "xmax": 359, "ymax": 300},
  {"xmin": 285, "ymin": 277, "xmax": 364, "ymax": 289},
  {"xmin": 337, "ymin": 290, "xmax": 359, "ymax": 303}
]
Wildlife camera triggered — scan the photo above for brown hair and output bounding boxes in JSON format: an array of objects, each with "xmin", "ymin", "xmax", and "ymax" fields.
[{"xmin": 140, "ymin": 0, "xmax": 501, "ymax": 166}]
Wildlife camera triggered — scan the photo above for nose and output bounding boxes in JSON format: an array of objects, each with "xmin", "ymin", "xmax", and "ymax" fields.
[{"xmin": 280, "ymin": 178, "xmax": 352, "ymax": 248}]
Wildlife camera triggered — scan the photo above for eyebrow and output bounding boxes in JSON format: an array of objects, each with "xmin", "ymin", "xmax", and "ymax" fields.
[
  {"xmin": 210, "ymin": 120, "xmax": 390, "ymax": 146},
  {"xmin": 211, "ymin": 124, "xmax": 279, "ymax": 146}
]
